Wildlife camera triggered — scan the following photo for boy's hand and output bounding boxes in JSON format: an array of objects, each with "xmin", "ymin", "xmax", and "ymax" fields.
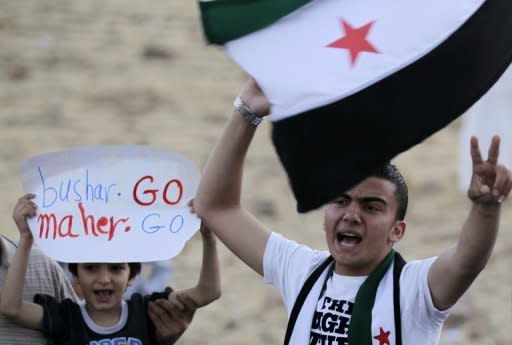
[{"xmin": 12, "ymin": 194, "xmax": 37, "ymax": 241}]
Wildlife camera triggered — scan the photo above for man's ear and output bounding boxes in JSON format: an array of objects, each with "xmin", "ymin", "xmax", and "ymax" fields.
[
  {"xmin": 389, "ymin": 220, "xmax": 406, "ymax": 243},
  {"xmin": 127, "ymin": 276, "xmax": 136, "ymax": 287}
]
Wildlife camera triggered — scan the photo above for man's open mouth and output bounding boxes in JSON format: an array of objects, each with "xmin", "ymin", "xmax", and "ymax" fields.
[{"xmin": 336, "ymin": 232, "xmax": 362, "ymax": 245}]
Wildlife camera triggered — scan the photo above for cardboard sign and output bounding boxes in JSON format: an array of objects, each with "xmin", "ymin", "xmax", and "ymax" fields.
[{"xmin": 20, "ymin": 146, "xmax": 201, "ymax": 263}]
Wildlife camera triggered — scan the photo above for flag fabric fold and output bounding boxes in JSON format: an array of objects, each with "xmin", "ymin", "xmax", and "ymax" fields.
[{"xmin": 199, "ymin": 0, "xmax": 512, "ymax": 212}]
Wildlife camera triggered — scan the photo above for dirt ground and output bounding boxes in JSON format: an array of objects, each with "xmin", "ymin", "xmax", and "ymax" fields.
[{"xmin": 1, "ymin": 1, "xmax": 510, "ymax": 344}]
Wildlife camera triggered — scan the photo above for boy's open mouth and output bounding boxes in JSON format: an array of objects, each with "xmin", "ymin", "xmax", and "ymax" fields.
[{"xmin": 94, "ymin": 289, "xmax": 114, "ymax": 296}]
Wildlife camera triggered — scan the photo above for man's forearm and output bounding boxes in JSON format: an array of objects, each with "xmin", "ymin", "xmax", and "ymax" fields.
[
  {"xmin": 454, "ymin": 203, "xmax": 500, "ymax": 273},
  {"xmin": 194, "ymin": 79, "xmax": 271, "ymax": 275},
  {"xmin": 196, "ymin": 110, "xmax": 257, "ymax": 213}
]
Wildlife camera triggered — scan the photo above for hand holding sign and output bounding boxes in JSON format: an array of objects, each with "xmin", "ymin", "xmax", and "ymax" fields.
[
  {"xmin": 12, "ymin": 193, "xmax": 37, "ymax": 243},
  {"xmin": 20, "ymin": 146, "xmax": 201, "ymax": 263}
]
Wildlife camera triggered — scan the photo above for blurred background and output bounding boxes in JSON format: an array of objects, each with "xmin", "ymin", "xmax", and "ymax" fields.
[{"xmin": 1, "ymin": 1, "xmax": 510, "ymax": 344}]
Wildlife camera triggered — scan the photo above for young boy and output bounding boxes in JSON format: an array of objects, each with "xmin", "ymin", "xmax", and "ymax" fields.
[{"xmin": 0, "ymin": 194, "xmax": 221, "ymax": 345}]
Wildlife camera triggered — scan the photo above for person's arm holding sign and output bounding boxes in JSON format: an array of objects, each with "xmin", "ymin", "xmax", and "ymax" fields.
[
  {"xmin": 168, "ymin": 224, "xmax": 221, "ymax": 309},
  {"xmin": 168, "ymin": 199, "xmax": 220, "ymax": 309},
  {"xmin": 428, "ymin": 136, "xmax": 512, "ymax": 310},
  {"xmin": 194, "ymin": 79, "xmax": 272, "ymax": 275},
  {"xmin": 0, "ymin": 193, "xmax": 44, "ymax": 329}
]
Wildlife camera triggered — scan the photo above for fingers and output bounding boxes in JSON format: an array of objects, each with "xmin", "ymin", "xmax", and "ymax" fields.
[
  {"xmin": 189, "ymin": 199, "xmax": 207, "ymax": 235},
  {"xmin": 471, "ymin": 135, "xmax": 500, "ymax": 166},
  {"xmin": 175, "ymin": 293, "xmax": 198, "ymax": 315},
  {"xmin": 13, "ymin": 194, "xmax": 38, "ymax": 222},
  {"xmin": 16, "ymin": 193, "xmax": 37, "ymax": 208},
  {"xmin": 487, "ymin": 135, "xmax": 500, "ymax": 166},
  {"xmin": 149, "ymin": 298, "xmax": 191, "ymax": 334},
  {"xmin": 147, "ymin": 301, "xmax": 168, "ymax": 331},
  {"xmin": 492, "ymin": 165, "xmax": 512, "ymax": 203},
  {"xmin": 188, "ymin": 198, "xmax": 196, "ymax": 214},
  {"xmin": 470, "ymin": 136, "xmax": 484, "ymax": 166},
  {"xmin": 169, "ymin": 292, "xmax": 185, "ymax": 311}
]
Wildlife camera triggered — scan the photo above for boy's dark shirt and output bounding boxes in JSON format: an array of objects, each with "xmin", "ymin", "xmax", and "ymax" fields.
[{"xmin": 34, "ymin": 291, "xmax": 169, "ymax": 345}]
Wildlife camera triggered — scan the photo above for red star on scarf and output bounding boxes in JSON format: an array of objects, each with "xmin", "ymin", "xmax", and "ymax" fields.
[
  {"xmin": 327, "ymin": 19, "xmax": 379, "ymax": 66},
  {"xmin": 373, "ymin": 327, "xmax": 391, "ymax": 345}
]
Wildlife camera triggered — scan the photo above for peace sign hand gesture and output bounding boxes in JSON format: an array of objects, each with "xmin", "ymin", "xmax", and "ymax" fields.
[{"xmin": 468, "ymin": 136, "xmax": 512, "ymax": 205}]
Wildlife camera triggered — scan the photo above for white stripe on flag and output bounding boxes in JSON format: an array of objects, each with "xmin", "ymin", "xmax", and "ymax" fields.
[{"xmin": 225, "ymin": 0, "xmax": 485, "ymax": 121}]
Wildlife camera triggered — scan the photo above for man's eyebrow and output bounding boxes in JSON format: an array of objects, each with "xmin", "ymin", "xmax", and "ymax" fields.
[
  {"xmin": 337, "ymin": 194, "xmax": 387, "ymax": 205},
  {"xmin": 357, "ymin": 196, "xmax": 388, "ymax": 205},
  {"xmin": 359, "ymin": 196, "xmax": 388, "ymax": 205}
]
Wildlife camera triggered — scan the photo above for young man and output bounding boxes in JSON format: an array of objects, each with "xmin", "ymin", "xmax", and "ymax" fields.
[{"xmin": 194, "ymin": 78, "xmax": 512, "ymax": 345}]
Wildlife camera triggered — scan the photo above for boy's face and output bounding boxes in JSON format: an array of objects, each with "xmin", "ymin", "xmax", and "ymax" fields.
[{"xmin": 76, "ymin": 263, "xmax": 134, "ymax": 315}]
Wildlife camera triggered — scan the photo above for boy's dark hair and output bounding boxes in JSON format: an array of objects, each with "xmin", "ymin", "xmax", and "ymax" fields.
[
  {"xmin": 68, "ymin": 262, "xmax": 142, "ymax": 280},
  {"xmin": 370, "ymin": 162, "xmax": 408, "ymax": 220}
]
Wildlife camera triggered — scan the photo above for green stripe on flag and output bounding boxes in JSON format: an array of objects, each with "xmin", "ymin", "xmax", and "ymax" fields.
[{"xmin": 198, "ymin": 0, "xmax": 312, "ymax": 44}]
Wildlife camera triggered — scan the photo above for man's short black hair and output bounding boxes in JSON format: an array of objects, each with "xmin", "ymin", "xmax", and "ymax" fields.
[
  {"xmin": 370, "ymin": 162, "xmax": 408, "ymax": 220},
  {"xmin": 68, "ymin": 262, "xmax": 142, "ymax": 280}
]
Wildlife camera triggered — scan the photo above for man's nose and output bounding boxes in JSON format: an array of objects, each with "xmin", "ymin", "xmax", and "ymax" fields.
[{"xmin": 342, "ymin": 205, "xmax": 362, "ymax": 224}]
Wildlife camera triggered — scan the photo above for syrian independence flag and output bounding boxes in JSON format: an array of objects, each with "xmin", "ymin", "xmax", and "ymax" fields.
[{"xmin": 199, "ymin": 0, "xmax": 512, "ymax": 213}]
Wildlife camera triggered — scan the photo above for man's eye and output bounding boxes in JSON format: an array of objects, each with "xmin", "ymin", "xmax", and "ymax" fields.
[
  {"xmin": 366, "ymin": 204, "xmax": 379, "ymax": 212},
  {"xmin": 335, "ymin": 198, "xmax": 349, "ymax": 206}
]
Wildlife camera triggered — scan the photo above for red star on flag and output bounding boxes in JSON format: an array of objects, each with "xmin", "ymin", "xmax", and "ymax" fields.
[
  {"xmin": 327, "ymin": 19, "xmax": 379, "ymax": 66},
  {"xmin": 373, "ymin": 327, "xmax": 391, "ymax": 345}
]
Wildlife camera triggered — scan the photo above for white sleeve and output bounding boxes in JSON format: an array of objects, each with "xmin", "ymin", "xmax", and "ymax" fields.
[
  {"xmin": 263, "ymin": 232, "xmax": 328, "ymax": 312},
  {"xmin": 400, "ymin": 257, "xmax": 451, "ymax": 342}
]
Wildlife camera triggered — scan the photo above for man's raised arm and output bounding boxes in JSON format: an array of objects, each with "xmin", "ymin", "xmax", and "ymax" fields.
[
  {"xmin": 428, "ymin": 136, "xmax": 512, "ymax": 310},
  {"xmin": 194, "ymin": 79, "xmax": 272, "ymax": 275}
]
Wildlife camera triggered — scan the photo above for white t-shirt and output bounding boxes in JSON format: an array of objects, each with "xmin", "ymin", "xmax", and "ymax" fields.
[{"xmin": 263, "ymin": 233, "xmax": 450, "ymax": 345}]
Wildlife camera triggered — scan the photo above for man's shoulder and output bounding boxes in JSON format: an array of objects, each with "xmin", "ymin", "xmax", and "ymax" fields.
[
  {"xmin": 268, "ymin": 232, "xmax": 329, "ymax": 261},
  {"xmin": 399, "ymin": 256, "xmax": 439, "ymax": 304},
  {"xmin": 401, "ymin": 256, "xmax": 437, "ymax": 275},
  {"xmin": 265, "ymin": 232, "xmax": 330, "ymax": 278}
]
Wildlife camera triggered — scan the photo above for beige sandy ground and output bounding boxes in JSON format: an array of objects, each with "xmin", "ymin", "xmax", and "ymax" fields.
[{"xmin": 1, "ymin": 1, "xmax": 511, "ymax": 344}]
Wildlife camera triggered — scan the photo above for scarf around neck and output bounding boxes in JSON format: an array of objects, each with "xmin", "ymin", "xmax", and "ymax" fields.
[{"xmin": 285, "ymin": 250, "xmax": 401, "ymax": 345}]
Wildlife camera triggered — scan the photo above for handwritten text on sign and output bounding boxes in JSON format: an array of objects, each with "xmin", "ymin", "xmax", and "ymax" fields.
[{"xmin": 20, "ymin": 146, "xmax": 201, "ymax": 263}]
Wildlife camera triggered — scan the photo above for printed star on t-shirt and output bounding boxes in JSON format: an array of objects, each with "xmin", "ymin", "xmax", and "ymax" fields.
[
  {"xmin": 327, "ymin": 19, "xmax": 379, "ymax": 66},
  {"xmin": 373, "ymin": 327, "xmax": 391, "ymax": 345}
]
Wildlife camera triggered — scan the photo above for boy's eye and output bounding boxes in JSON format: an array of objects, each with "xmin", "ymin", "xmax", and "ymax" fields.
[
  {"xmin": 110, "ymin": 264, "xmax": 125, "ymax": 273},
  {"xmin": 83, "ymin": 264, "xmax": 96, "ymax": 271}
]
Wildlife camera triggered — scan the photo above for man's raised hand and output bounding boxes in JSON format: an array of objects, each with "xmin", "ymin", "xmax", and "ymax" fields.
[{"xmin": 468, "ymin": 135, "xmax": 512, "ymax": 204}]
